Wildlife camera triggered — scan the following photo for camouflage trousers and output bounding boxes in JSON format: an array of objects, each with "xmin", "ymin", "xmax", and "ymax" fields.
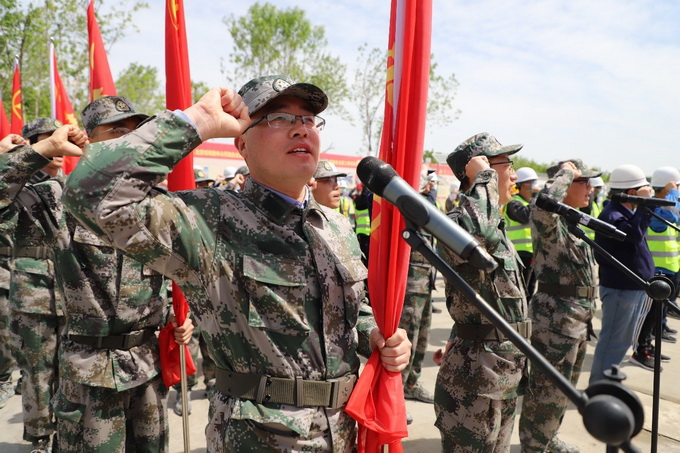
[
  {"xmin": 518, "ymin": 326, "xmax": 587, "ymax": 452},
  {"xmin": 399, "ymin": 290, "xmax": 432, "ymax": 388},
  {"xmin": 9, "ymin": 310, "xmax": 64, "ymax": 441},
  {"xmin": 206, "ymin": 396, "xmax": 354, "ymax": 452},
  {"xmin": 435, "ymin": 394, "xmax": 518, "ymax": 452},
  {"xmin": 53, "ymin": 374, "xmax": 169, "ymax": 453},
  {"xmin": 0, "ymin": 287, "xmax": 15, "ymax": 381}
]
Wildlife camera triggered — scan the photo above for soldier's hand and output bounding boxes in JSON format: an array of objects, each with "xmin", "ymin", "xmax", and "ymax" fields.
[
  {"xmin": 370, "ymin": 327, "xmax": 411, "ymax": 373},
  {"xmin": 561, "ymin": 161, "xmax": 581, "ymax": 179},
  {"xmin": 170, "ymin": 315, "xmax": 194, "ymax": 345},
  {"xmin": 33, "ymin": 125, "xmax": 87, "ymax": 159},
  {"xmin": 0, "ymin": 133, "xmax": 27, "ymax": 153},
  {"xmin": 636, "ymin": 185, "xmax": 653, "ymax": 198},
  {"xmin": 465, "ymin": 155, "xmax": 490, "ymax": 181},
  {"xmin": 185, "ymin": 87, "xmax": 251, "ymax": 141}
]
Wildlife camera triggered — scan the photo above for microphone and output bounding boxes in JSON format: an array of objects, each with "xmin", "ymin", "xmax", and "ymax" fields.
[
  {"xmin": 611, "ymin": 193, "xmax": 675, "ymax": 207},
  {"xmin": 536, "ymin": 194, "xmax": 626, "ymax": 241},
  {"xmin": 356, "ymin": 156, "xmax": 498, "ymax": 272}
]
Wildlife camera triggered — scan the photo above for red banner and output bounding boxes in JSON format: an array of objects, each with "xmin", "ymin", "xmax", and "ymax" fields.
[
  {"xmin": 0, "ymin": 95, "xmax": 9, "ymax": 138},
  {"xmin": 159, "ymin": 0, "xmax": 196, "ymax": 388},
  {"xmin": 50, "ymin": 42, "xmax": 80, "ymax": 174},
  {"xmin": 345, "ymin": 0, "xmax": 432, "ymax": 451},
  {"xmin": 87, "ymin": 0, "xmax": 117, "ymax": 101},
  {"xmin": 10, "ymin": 59, "xmax": 23, "ymax": 135}
]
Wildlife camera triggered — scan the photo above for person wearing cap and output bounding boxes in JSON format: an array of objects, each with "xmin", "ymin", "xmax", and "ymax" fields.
[
  {"xmin": 433, "ymin": 132, "xmax": 529, "ymax": 451},
  {"xmin": 629, "ymin": 166, "xmax": 680, "ymax": 371},
  {"xmin": 580, "ymin": 176, "xmax": 606, "ymax": 240},
  {"xmin": 62, "ymin": 75, "xmax": 410, "ymax": 451},
  {"xmin": 504, "ymin": 166, "xmax": 539, "ymax": 296},
  {"xmin": 589, "ymin": 164, "xmax": 655, "ymax": 384},
  {"xmin": 194, "ymin": 167, "xmax": 215, "ymax": 189},
  {"xmin": 0, "ymin": 118, "xmax": 68, "ymax": 452},
  {"xmin": 518, "ymin": 159, "xmax": 601, "ymax": 453},
  {"xmin": 444, "ymin": 180, "xmax": 461, "ymax": 212},
  {"xmin": 82, "ymin": 95, "xmax": 149, "ymax": 140},
  {"xmin": 309, "ymin": 159, "xmax": 347, "ymax": 210},
  {"xmin": 0, "ymin": 102, "xmax": 194, "ymax": 451}
]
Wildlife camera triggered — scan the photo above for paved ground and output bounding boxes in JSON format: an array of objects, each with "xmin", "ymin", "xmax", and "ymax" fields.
[{"xmin": 1, "ymin": 276, "xmax": 680, "ymax": 452}]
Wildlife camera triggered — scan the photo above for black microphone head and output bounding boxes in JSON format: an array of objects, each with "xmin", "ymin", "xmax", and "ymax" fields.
[
  {"xmin": 535, "ymin": 193, "xmax": 558, "ymax": 212},
  {"xmin": 357, "ymin": 156, "xmax": 398, "ymax": 197}
]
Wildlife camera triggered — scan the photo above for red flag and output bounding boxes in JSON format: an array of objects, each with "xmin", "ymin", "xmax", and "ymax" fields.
[
  {"xmin": 50, "ymin": 41, "xmax": 80, "ymax": 174},
  {"xmin": 0, "ymin": 95, "xmax": 9, "ymax": 138},
  {"xmin": 158, "ymin": 0, "xmax": 196, "ymax": 388},
  {"xmin": 345, "ymin": 1, "xmax": 432, "ymax": 451},
  {"xmin": 10, "ymin": 58, "xmax": 23, "ymax": 135},
  {"xmin": 87, "ymin": 0, "xmax": 117, "ymax": 101}
]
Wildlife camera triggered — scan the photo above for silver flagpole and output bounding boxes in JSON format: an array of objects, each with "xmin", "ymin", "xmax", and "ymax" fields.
[{"xmin": 180, "ymin": 346, "xmax": 190, "ymax": 453}]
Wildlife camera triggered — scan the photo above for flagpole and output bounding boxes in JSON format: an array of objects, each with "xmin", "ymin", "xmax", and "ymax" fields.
[
  {"xmin": 49, "ymin": 39, "xmax": 56, "ymax": 119},
  {"xmin": 179, "ymin": 345, "xmax": 190, "ymax": 453}
]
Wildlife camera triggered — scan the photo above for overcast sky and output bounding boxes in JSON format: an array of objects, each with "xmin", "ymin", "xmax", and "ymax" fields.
[{"xmin": 105, "ymin": 0, "xmax": 680, "ymax": 175}]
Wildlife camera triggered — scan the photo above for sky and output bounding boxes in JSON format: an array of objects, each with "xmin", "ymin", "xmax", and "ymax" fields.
[{"xmin": 104, "ymin": 0, "xmax": 680, "ymax": 175}]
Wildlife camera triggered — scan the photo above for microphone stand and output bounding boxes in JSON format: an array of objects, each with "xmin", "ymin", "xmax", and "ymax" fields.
[
  {"xmin": 568, "ymin": 222, "xmax": 679, "ymax": 453},
  {"xmin": 401, "ymin": 222, "xmax": 643, "ymax": 452}
]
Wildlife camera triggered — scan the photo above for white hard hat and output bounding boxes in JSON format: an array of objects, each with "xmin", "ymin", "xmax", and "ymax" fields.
[
  {"xmin": 589, "ymin": 176, "xmax": 605, "ymax": 188},
  {"xmin": 223, "ymin": 166, "xmax": 237, "ymax": 179},
  {"xmin": 650, "ymin": 166, "xmax": 680, "ymax": 188},
  {"xmin": 515, "ymin": 167, "xmax": 538, "ymax": 184},
  {"xmin": 609, "ymin": 164, "xmax": 648, "ymax": 189}
]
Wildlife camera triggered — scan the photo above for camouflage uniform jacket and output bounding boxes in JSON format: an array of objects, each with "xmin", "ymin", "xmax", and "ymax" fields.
[
  {"xmin": 62, "ymin": 111, "xmax": 377, "ymax": 437},
  {"xmin": 530, "ymin": 168, "xmax": 596, "ymax": 339},
  {"xmin": 0, "ymin": 159, "xmax": 63, "ymax": 317},
  {"xmin": 439, "ymin": 169, "xmax": 528, "ymax": 399},
  {"xmin": 0, "ymin": 146, "xmax": 166, "ymax": 391}
]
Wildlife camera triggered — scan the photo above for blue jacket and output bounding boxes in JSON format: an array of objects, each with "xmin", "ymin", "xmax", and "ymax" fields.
[{"xmin": 595, "ymin": 200, "xmax": 654, "ymax": 290}]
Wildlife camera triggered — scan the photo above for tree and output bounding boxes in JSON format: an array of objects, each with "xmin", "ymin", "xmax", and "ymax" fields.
[
  {"xmin": 0, "ymin": 0, "xmax": 149, "ymax": 125},
  {"xmin": 115, "ymin": 63, "xmax": 164, "ymax": 114},
  {"xmin": 222, "ymin": 2, "xmax": 349, "ymax": 116},
  {"xmin": 350, "ymin": 44, "xmax": 462, "ymax": 156},
  {"xmin": 191, "ymin": 80, "xmax": 210, "ymax": 103}
]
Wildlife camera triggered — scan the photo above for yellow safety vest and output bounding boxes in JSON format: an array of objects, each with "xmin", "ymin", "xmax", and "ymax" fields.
[
  {"xmin": 355, "ymin": 208, "xmax": 371, "ymax": 236},
  {"xmin": 504, "ymin": 195, "xmax": 533, "ymax": 253},
  {"xmin": 584, "ymin": 201, "xmax": 603, "ymax": 240},
  {"xmin": 646, "ymin": 227, "xmax": 680, "ymax": 272}
]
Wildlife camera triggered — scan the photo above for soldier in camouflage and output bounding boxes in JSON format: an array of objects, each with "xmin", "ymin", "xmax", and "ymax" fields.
[
  {"xmin": 434, "ymin": 132, "xmax": 529, "ymax": 452},
  {"xmin": 518, "ymin": 159, "xmax": 599, "ymax": 453},
  {"xmin": 0, "ymin": 133, "xmax": 24, "ymax": 410},
  {"xmin": 61, "ymin": 75, "xmax": 411, "ymax": 452},
  {"xmin": 0, "ymin": 119, "xmax": 67, "ymax": 452},
  {"xmin": 0, "ymin": 102, "xmax": 193, "ymax": 452}
]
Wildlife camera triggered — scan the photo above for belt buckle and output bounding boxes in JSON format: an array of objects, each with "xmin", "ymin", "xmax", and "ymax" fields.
[
  {"xmin": 328, "ymin": 375, "xmax": 356, "ymax": 409},
  {"xmin": 121, "ymin": 331, "xmax": 141, "ymax": 349}
]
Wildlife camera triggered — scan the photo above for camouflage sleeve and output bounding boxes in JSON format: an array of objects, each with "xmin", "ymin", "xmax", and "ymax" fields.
[
  {"xmin": 531, "ymin": 168, "xmax": 575, "ymax": 236},
  {"xmin": 62, "ymin": 111, "xmax": 207, "ymax": 286},
  {"xmin": 457, "ymin": 169, "xmax": 503, "ymax": 255},
  {"xmin": 0, "ymin": 145, "xmax": 51, "ymax": 210},
  {"xmin": 356, "ymin": 298, "xmax": 378, "ymax": 358}
]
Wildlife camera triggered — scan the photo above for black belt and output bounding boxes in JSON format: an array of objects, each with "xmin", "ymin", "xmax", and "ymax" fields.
[
  {"xmin": 215, "ymin": 368, "xmax": 357, "ymax": 409},
  {"xmin": 67, "ymin": 327, "xmax": 157, "ymax": 350},
  {"xmin": 456, "ymin": 321, "xmax": 532, "ymax": 341},
  {"xmin": 0, "ymin": 246, "xmax": 50, "ymax": 259},
  {"xmin": 537, "ymin": 283, "xmax": 597, "ymax": 299}
]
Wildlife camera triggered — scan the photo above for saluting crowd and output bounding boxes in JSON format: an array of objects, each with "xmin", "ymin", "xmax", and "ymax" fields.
[{"xmin": 0, "ymin": 74, "xmax": 678, "ymax": 453}]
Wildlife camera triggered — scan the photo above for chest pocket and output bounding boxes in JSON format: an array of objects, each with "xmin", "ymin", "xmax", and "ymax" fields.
[
  {"xmin": 492, "ymin": 256, "xmax": 524, "ymax": 300},
  {"xmin": 335, "ymin": 258, "xmax": 367, "ymax": 327},
  {"xmin": 242, "ymin": 254, "xmax": 310, "ymax": 336},
  {"xmin": 72, "ymin": 225, "xmax": 116, "ymax": 277}
]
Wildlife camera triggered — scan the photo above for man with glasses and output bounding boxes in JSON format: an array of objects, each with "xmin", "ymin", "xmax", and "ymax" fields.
[
  {"xmin": 62, "ymin": 75, "xmax": 410, "ymax": 452},
  {"xmin": 434, "ymin": 133, "xmax": 529, "ymax": 452},
  {"xmin": 519, "ymin": 160, "xmax": 600, "ymax": 453}
]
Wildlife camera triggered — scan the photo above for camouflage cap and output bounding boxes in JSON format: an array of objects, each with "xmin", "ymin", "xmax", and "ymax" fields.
[
  {"xmin": 314, "ymin": 159, "xmax": 347, "ymax": 179},
  {"xmin": 546, "ymin": 158, "xmax": 602, "ymax": 180},
  {"xmin": 238, "ymin": 75, "xmax": 328, "ymax": 117},
  {"xmin": 446, "ymin": 132, "xmax": 523, "ymax": 181},
  {"xmin": 81, "ymin": 96, "xmax": 149, "ymax": 135},
  {"xmin": 194, "ymin": 167, "xmax": 215, "ymax": 184},
  {"xmin": 22, "ymin": 117, "xmax": 62, "ymax": 141}
]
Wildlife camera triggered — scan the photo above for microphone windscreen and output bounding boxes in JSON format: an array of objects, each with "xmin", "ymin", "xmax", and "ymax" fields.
[
  {"xmin": 357, "ymin": 156, "xmax": 398, "ymax": 196},
  {"xmin": 536, "ymin": 193, "xmax": 558, "ymax": 212}
]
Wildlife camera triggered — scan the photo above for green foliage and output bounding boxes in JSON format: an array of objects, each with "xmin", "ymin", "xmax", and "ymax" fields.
[
  {"xmin": 349, "ymin": 44, "xmax": 461, "ymax": 156},
  {"xmin": 223, "ymin": 2, "xmax": 349, "ymax": 116},
  {"xmin": 0, "ymin": 0, "xmax": 149, "ymax": 125},
  {"xmin": 423, "ymin": 149, "xmax": 438, "ymax": 164},
  {"xmin": 191, "ymin": 80, "xmax": 211, "ymax": 104},
  {"xmin": 114, "ymin": 62, "xmax": 164, "ymax": 114}
]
